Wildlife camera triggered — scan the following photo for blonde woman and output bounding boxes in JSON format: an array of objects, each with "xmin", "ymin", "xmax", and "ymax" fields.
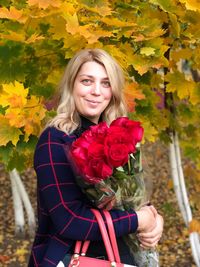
[{"xmin": 28, "ymin": 49, "xmax": 163, "ymax": 267}]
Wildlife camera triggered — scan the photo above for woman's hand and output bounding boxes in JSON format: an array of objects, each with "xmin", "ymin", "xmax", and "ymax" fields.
[
  {"xmin": 137, "ymin": 213, "xmax": 164, "ymax": 249},
  {"xmin": 136, "ymin": 205, "xmax": 158, "ymax": 233}
]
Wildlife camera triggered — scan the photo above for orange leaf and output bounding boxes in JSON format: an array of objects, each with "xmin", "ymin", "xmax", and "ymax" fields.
[
  {"xmin": 0, "ymin": 255, "xmax": 10, "ymax": 263},
  {"xmin": 189, "ymin": 219, "xmax": 200, "ymax": 234},
  {"xmin": 167, "ymin": 179, "xmax": 174, "ymax": 190},
  {"xmin": 0, "ymin": 81, "xmax": 28, "ymax": 108},
  {"xmin": 28, "ymin": 0, "xmax": 61, "ymax": 9},
  {"xmin": 0, "ymin": 6, "xmax": 26, "ymax": 23},
  {"xmin": 124, "ymin": 82, "xmax": 145, "ymax": 112}
]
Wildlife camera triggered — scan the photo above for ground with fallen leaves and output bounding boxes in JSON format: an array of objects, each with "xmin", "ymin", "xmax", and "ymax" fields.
[{"xmin": 0, "ymin": 141, "xmax": 198, "ymax": 267}]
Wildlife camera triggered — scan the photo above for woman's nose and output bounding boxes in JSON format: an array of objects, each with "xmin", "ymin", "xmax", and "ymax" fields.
[{"xmin": 91, "ymin": 82, "xmax": 101, "ymax": 95}]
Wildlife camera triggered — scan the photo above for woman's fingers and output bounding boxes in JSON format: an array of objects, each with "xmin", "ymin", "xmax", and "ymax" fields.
[
  {"xmin": 148, "ymin": 205, "xmax": 158, "ymax": 217},
  {"xmin": 138, "ymin": 233, "xmax": 162, "ymax": 245},
  {"xmin": 137, "ymin": 214, "xmax": 164, "ymax": 249},
  {"xmin": 139, "ymin": 233, "xmax": 162, "ymax": 248}
]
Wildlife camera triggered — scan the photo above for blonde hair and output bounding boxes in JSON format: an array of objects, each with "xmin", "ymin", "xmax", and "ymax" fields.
[{"xmin": 47, "ymin": 48, "xmax": 127, "ymax": 134}]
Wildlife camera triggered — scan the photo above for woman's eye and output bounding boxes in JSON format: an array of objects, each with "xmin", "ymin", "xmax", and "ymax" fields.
[
  {"xmin": 102, "ymin": 81, "xmax": 111, "ymax": 88},
  {"xmin": 81, "ymin": 79, "xmax": 92, "ymax": 85}
]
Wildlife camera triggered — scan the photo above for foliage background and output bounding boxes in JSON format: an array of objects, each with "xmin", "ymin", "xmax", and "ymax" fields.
[{"xmin": 0, "ymin": 0, "xmax": 200, "ymax": 265}]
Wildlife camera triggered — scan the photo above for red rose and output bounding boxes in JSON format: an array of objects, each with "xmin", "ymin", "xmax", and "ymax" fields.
[
  {"xmin": 106, "ymin": 126, "xmax": 136, "ymax": 154},
  {"xmin": 83, "ymin": 158, "xmax": 113, "ymax": 184},
  {"xmin": 105, "ymin": 143, "xmax": 129, "ymax": 168},
  {"xmin": 70, "ymin": 135, "xmax": 91, "ymax": 168},
  {"xmin": 110, "ymin": 117, "xmax": 144, "ymax": 143},
  {"xmin": 70, "ymin": 116, "xmax": 143, "ymax": 185},
  {"xmin": 88, "ymin": 142, "xmax": 105, "ymax": 159},
  {"xmin": 82, "ymin": 121, "xmax": 108, "ymax": 143},
  {"xmin": 70, "ymin": 146, "xmax": 88, "ymax": 169}
]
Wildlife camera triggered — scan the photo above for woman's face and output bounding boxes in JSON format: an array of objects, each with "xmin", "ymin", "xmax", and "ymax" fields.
[{"xmin": 73, "ymin": 61, "xmax": 112, "ymax": 123}]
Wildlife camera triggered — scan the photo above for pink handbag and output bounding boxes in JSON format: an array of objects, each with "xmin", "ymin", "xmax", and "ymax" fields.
[{"xmin": 65, "ymin": 209, "xmax": 137, "ymax": 267}]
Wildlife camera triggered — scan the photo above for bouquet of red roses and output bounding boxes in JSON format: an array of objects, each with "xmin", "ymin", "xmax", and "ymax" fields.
[{"xmin": 68, "ymin": 117, "xmax": 159, "ymax": 267}]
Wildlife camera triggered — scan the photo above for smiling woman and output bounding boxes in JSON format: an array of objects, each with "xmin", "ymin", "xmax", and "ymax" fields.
[
  {"xmin": 73, "ymin": 61, "xmax": 112, "ymax": 123},
  {"xmin": 28, "ymin": 48, "xmax": 163, "ymax": 267}
]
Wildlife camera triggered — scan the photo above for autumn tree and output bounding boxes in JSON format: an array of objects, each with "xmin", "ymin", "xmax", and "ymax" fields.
[{"xmin": 0, "ymin": 0, "xmax": 200, "ymax": 264}]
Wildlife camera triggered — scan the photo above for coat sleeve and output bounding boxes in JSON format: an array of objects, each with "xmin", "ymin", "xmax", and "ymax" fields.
[{"xmin": 34, "ymin": 127, "xmax": 138, "ymax": 241}]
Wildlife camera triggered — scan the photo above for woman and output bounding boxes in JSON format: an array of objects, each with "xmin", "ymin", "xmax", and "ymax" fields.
[{"xmin": 28, "ymin": 48, "xmax": 163, "ymax": 266}]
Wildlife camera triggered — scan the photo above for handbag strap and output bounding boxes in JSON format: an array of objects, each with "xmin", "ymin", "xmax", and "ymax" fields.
[
  {"xmin": 91, "ymin": 209, "xmax": 116, "ymax": 263},
  {"xmin": 73, "ymin": 209, "xmax": 121, "ymax": 264},
  {"xmin": 102, "ymin": 210, "xmax": 121, "ymax": 263}
]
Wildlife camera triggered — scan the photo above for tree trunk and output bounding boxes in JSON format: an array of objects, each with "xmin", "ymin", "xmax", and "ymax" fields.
[
  {"xmin": 9, "ymin": 169, "xmax": 36, "ymax": 237},
  {"xmin": 169, "ymin": 132, "xmax": 200, "ymax": 267}
]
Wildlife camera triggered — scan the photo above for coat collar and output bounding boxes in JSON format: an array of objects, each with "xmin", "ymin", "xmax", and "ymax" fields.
[{"xmin": 73, "ymin": 115, "xmax": 97, "ymax": 138}]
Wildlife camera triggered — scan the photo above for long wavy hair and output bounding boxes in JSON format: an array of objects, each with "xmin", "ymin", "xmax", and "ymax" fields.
[{"xmin": 47, "ymin": 48, "xmax": 127, "ymax": 134}]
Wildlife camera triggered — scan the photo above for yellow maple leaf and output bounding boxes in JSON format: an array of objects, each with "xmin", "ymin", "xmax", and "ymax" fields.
[
  {"xmin": 1, "ymin": 87, "xmax": 46, "ymax": 139},
  {"xmin": 87, "ymin": 5, "xmax": 112, "ymax": 17},
  {"xmin": 15, "ymin": 246, "xmax": 29, "ymax": 263},
  {"xmin": 0, "ymin": 31, "xmax": 25, "ymax": 42},
  {"xmin": 60, "ymin": 2, "xmax": 76, "ymax": 15},
  {"xmin": 63, "ymin": 35, "xmax": 87, "ymax": 58},
  {"xmin": 169, "ymin": 13, "xmax": 180, "ymax": 38},
  {"xmin": 63, "ymin": 6, "xmax": 113, "ymax": 42},
  {"xmin": 166, "ymin": 71, "xmax": 196, "ymax": 100},
  {"xmin": 80, "ymin": 27, "xmax": 113, "ymax": 44},
  {"xmin": 28, "ymin": 0, "xmax": 61, "ymax": 9},
  {"xmin": 129, "ymin": 54, "xmax": 151, "ymax": 75},
  {"xmin": 23, "ymin": 96, "xmax": 46, "ymax": 138},
  {"xmin": 0, "ymin": 81, "xmax": 28, "ymax": 108},
  {"xmin": 82, "ymin": 0, "xmax": 112, "ymax": 16},
  {"xmin": 104, "ymin": 45, "xmax": 128, "ymax": 69},
  {"xmin": 47, "ymin": 69, "xmax": 62, "ymax": 85},
  {"xmin": 48, "ymin": 15, "xmax": 71, "ymax": 40},
  {"xmin": 170, "ymin": 48, "xmax": 192, "ymax": 62},
  {"xmin": 189, "ymin": 83, "xmax": 200, "ymax": 105},
  {"xmin": 180, "ymin": 0, "xmax": 200, "ymax": 11},
  {"xmin": 65, "ymin": 13, "xmax": 80, "ymax": 35},
  {"xmin": 101, "ymin": 17, "xmax": 136, "ymax": 27},
  {"xmin": 141, "ymin": 119, "xmax": 158, "ymax": 142},
  {"xmin": 0, "ymin": 115, "xmax": 22, "ymax": 146},
  {"xmin": 140, "ymin": 47, "xmax": 156, "ymax": 56},
  {"xmin": 189, "ymin": 219, "xmax": 200, "ymax": 234},
  {"xmin": 5, "ymin": 108, "xmax": 25, "ymax": 128},
  {"xmin": 25, "ymin": 33, "xmax": 45, "ymax": 44},
  {"xmin": 0, "ymin": 6, "xmax": 27, "ymax": 23},
  {"xmin": 124, "ymin": 82, "xmax": 146, "ymax": 112}
]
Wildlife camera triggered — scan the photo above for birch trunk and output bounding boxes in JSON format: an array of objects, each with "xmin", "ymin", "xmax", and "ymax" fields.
[
  {"xmin": 169, "ymin": 132, "xmax": 200, "ymax": 267},
  {"xmin": 9, "ymin": 171, "xmax": 25, "ymax": 236},
  {"xmin": 9, "ymin": 169, "xmax": 36, "ymax": 236}
]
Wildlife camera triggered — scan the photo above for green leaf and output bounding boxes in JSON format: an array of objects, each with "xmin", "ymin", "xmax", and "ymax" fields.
[
  {"xmin": 0, "ymin": 106, "xmax": 7, "ymax": 115},
  {"xmin": 0, "ymin": 142, "xmax": 14, "ymax": 166},
  {"xmin": 7, "ymin": 150, "xmax": 26, "ymax": 172},
  {"xmin": 149, "ymin": 0, "xmax": 179, "ymax": 13},
  {"xmin": 184, "ymin": 146, "xmax": 199, "ymax": 161},
  {"xmin": 0, "ymin": 116, "xmax": 22, "ymax": 146},
  {"xmin": 29, "ymin": 83, "xmax": 55, "ymax": 98},
  {"xmin": 0, "ymin": 0, "xmax": 11, "ymax": 7}
]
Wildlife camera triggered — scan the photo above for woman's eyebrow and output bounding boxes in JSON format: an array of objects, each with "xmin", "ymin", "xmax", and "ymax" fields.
[
  {"xmin": 79, "ymin": 74, "xmax": 109, "ymax": 80},
  {"xmin": 79, "ymin": 74, "xmax": 93, "ymax": 77}
]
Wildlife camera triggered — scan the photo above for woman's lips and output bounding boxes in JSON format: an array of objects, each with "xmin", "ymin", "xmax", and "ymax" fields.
[
  {"xmin": 86, "ymin": 99, "xmax": 100, "ymax": 103},
  {"xmin": 86, "ymin": 99, "xmax": 101, "ymax": 107}
]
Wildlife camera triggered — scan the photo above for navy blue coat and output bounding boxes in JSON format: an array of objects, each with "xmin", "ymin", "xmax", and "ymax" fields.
[{"xmin": 28, "ymin": 117, "xmax": 138, "ymax": 266}]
